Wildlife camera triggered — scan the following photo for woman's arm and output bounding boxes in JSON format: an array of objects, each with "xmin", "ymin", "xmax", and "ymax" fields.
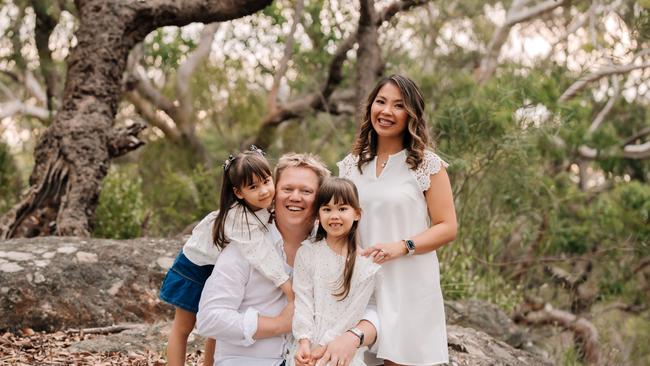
[{"xmin": 362, "ymin": 167, "xmax": 457, "ymax": 263}]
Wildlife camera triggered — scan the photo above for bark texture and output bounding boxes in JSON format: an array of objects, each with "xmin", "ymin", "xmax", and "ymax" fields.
[{"xmin": 0, "ymin": 0, "xmax": 273, "ymax": 239}]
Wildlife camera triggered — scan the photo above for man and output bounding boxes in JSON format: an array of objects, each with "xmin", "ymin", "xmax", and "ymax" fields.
[{"xmin": 196, "ymin": 153, "xmax": 378, "ymax": 365}]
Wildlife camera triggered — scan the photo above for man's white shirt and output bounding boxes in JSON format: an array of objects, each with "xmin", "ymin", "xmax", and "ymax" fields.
[{"xmin": 196, "ymin": 222, "xmax": 290, "ymax": 366}]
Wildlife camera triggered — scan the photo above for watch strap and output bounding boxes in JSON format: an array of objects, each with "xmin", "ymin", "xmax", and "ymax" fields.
[
  {"xmin": 403, "ymin": 239, "xmax": 416, "ymax": 256},
  {"xmin": 347, "ymin": 327, "xmax": 364, "ymax": 347}
]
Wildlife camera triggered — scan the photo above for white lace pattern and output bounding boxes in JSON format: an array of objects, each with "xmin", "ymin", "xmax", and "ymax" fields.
[
  {"xmin": 412, "ymin": 150, "xmax": 449, "ymax": 191},
  {"xmin": 336, "ymin": 154, "xmax": 359, "ymax": 179}
]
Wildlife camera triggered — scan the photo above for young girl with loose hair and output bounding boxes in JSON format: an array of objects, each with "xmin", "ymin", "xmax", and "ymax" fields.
[
  {"xmin": 338, "ymin": 74, "xmax": 457, "ymax": 365},
  {"xmin": 291, "ymin": 177, "xmax": 380, "ymax": 366},
  {"xmin": 160, "ymin": 146, "xmax": 293, "ymax": 366}
]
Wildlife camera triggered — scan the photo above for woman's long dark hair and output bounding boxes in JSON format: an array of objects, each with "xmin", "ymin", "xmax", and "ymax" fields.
[
  {"xmin": 353, "ymin": 74, "xmax": 431, "ymax": 173},
  {"xmin": 213, "ymin": 151, "xmax": 272, "ymax": 249},
  {"xmin": 315, "ymin": 177, "xmax": 362, "ymax": 301}
]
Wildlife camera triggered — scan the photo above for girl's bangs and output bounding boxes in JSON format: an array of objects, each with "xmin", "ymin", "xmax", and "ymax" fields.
[
  {"xmin": 317, "ymin": 179, "xmax": 360, "ymax": 210},
  {"xmin": 239, "ymin": 156, "xmax": 272, "ymax": 187}
]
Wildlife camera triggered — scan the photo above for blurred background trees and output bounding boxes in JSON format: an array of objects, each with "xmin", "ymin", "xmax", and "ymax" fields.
[{"xmin": 1, "ymin": 0, "xmax": 649, "ymax": 364}]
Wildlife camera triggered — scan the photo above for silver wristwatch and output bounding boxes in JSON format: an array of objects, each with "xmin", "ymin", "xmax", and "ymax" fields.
[
  {"xmin": 347, "ymin": 327, "xmax": 364, "ymax": 347},
  {"xmin": 403, "ymin": 239, "xmax": 416, "ymax": 256}
]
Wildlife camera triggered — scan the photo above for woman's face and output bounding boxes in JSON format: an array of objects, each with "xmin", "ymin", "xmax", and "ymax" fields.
[{"xmin": 370, "ymin": 82, "xmax": 409, "ymax": 140}]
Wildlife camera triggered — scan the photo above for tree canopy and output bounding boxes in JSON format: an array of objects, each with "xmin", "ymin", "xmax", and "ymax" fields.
[{"xmin": 1, "ymin": 0, "xmax": 649, "ymax": 364}]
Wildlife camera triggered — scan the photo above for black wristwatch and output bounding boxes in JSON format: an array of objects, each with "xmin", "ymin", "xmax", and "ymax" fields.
[
  {"xmin": 347, "ymin": 327, "xmax": 364, "ymax": 347},
  {"xmin": 403, "ymin": 239, "xmax": 416, "ymax": 256}
]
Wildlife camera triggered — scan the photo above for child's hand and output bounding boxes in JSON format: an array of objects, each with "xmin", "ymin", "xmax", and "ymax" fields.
[
  {"xmin": 295, "ymin": 339, "xmax": 312, "ymax": 366},
  {"xmin": 310, "ymin": 344, "xmax": 326, "ymax": 365}
]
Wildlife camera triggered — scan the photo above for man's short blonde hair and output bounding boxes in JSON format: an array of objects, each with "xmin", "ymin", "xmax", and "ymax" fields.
[{"xmin": 274, "ymin": 152, "xmax": 331, "ymax": 187}]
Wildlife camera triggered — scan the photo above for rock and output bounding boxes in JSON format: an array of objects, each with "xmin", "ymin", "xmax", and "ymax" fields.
[
  {"xmin": 61, "ymin": 322, "xmax": 551, "ymax": 365},
  {"xmin": 0, "ymin": 237, "xmax": 183, "ymax": 332},
  {"xmin": 445, "ymin": 300, "xmax": 528, "ymax": 348},
  {"xmin": 447, "ymin": 325, "xmax": 552, "ymax": 365},
  {"xmin": 67, "ymin": 322, "xmax": 205, "ymax": 355}
]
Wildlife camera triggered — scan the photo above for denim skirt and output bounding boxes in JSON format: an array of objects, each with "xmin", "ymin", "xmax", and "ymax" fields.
[{"xmin": 159, "ymin": 252, "xmax": 214, "ymax": 314}]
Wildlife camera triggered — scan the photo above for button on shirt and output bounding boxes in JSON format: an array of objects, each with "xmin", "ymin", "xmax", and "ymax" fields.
[{"xmin": 196, "ymin": 222, "xmax": 291, "ymax": 366}]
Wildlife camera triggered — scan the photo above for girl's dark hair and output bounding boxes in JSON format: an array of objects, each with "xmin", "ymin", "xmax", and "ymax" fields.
[
  {"xmin": 353, "ymin": 74, "xmax": 431, "ymax": 173},
  {"xmin": 213, "ymin": 151, "xmax": 272, "ymax": 249},
  {"xmin": 315, "ymin": 177, "xmax": 362, "ymax": 301}
]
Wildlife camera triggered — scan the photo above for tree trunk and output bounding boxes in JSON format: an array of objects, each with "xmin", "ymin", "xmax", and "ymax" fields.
[
  {"xmin": 0, "ymin": 0, "xmax": 272, "ymax": 239},
  {"xmin": 355, "ymin": 0, "xmax": 383, "ymax": 123}
]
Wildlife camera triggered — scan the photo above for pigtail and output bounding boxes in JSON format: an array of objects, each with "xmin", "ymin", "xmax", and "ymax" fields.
[
  {"xmin": 212, "ymin": 148, "xmax": 273, "ymax": 249},
  {"xmin": 213, "ymin": 163, "xmax": 240, "ymax": 249}
]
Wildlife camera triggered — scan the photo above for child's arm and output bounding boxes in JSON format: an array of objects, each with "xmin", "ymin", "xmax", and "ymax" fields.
[
  {"xmin": 227, "ymin": 211, "xmax": 290, "ymax": 289},
  {"xmin": 292, "ymin": 246, "xmax": 316, "ymax": 348},
  {"xmin": 314, "ymin": 260, "xmax": 380, "ymax": 365}
]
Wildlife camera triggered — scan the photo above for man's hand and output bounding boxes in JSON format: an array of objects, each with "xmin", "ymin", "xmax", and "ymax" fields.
[{"xmin": 314, "ymin": 331, "xmax": 358, "ymax": 366}]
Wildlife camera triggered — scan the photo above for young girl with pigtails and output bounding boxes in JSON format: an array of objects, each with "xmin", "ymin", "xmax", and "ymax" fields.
[{"xmin": 160, "ymin": 145, "xmax": 293, "ymax": 366}]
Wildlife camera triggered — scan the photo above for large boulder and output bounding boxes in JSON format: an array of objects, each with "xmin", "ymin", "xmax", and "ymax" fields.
[
  {"xmin": 0, "ymin": 236, "xmax": 182, "ymax": 331},
  {"xmin": 445, "ymin": 299, "xmax": 528, "ymax": 348},
  {"xmin": 447, "ymin": 325, "xmax": 551, "ymax": 365},
  {"xmin": 66, "ymin": 322, "xmax": 551, "ymax": 365},
  {"xmin": 1, "ymin": 237, "xmax": 553, "ymax": 364}
]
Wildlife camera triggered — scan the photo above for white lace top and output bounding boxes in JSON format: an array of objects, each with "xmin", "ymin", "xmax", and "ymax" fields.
[
  {"xmin": 337, "ymin": 149, "xmax": 450, "ymax": 364},
  {"xmin": 225, "ymin": 204, "xmax": 289, "ymax": 287},
  {"xmin": 291, "ymin": 239, "xmax": 380, "ymax": 366}
]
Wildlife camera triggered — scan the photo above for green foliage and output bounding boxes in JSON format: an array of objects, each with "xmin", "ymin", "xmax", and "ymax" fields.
[
  {"xmin": 93, "ymin": 165, "xmax": 145, "ymax": 239},
  {"xmin": 143, "ymin": 28, "xmax": 197, "ymax": 72},
  {"xmin": 137, "ymin": 140, "xmax": 219, "ymax": 236},
  {"xmin": 0, "ymin": 141, "xmax": 22, "ymax": 213}
]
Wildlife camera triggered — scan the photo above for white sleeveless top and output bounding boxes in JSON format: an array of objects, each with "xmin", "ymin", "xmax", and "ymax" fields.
[{"xmin": 338, "ymin": 149, "xmax": 449, "ymax": 365}]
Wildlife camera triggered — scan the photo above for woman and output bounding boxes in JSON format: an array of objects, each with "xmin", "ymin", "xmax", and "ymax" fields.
[{"xmin": 338, "ymin": 74, "xmax": 457, "ymax": 365}]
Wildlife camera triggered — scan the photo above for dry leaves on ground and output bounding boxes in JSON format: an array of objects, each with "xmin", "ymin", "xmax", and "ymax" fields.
[{"xmin": 0, "ymin": 329, "xmax": 202, "ymax": 365}]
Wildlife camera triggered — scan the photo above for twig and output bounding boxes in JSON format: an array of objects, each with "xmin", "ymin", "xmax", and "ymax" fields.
[{"xmin": 66, "ymin": 324, "xmax": 141, "ymax": 335}]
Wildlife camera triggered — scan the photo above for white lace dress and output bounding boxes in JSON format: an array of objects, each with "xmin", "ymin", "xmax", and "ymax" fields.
[
  {"xmin": 338, "ymin": 149, "xmax": 450, "ymax": 365},
  {"xmin": 290, "ymin": 239, "xmax": 380, "ymax": 366}
]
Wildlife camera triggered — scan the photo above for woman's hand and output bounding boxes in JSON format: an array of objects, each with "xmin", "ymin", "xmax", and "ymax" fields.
[{"xmin": 360, "ymin": 241, "xmax": 406, "ymax": 264}]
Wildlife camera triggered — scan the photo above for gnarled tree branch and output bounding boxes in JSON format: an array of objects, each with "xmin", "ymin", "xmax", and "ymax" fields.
[
  {"xmin": 559, "ymin": 49, "xmax": 650, "ymax": 102},
  {"xmin": 477, "ymin": 0, "xmax": 569, "ymax": 84}
]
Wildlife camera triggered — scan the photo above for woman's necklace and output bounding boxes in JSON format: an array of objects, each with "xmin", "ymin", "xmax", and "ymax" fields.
[{"xmin": 378, "ymin": 156, "xmax": 388, "ymax": 168}]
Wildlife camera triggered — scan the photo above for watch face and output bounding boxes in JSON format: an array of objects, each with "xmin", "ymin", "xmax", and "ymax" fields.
[{"xmin": 406, "ymin": 240, "xmax": 415, "ymax": 250}]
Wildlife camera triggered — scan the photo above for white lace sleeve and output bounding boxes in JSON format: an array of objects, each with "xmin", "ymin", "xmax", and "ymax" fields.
[
  {"xmin": 413, "ymin": 150, "xmax": 449, "ymax": 192},
  {"xmin": 336, "ymin": 154, "xmax": 359, "ymax": 178},
  {"xmin": 292, "ymin": 244, "xmax": 315, "ymax": 342},
  {"xmin": 227, "ymin": 207, "xmax": 289, "ymax": 287}
]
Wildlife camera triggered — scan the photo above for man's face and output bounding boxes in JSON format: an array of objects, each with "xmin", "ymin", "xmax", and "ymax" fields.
[{"xmin": 274, "ymin": 167, "xmax": 319, "ymax": 230}]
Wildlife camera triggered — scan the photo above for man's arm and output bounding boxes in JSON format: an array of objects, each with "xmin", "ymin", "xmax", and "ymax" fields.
[
  {"xmin": 313, "ymin": 301, "xmax": 379, "ymax": 366},
  {"xmin": 195, "ymin": 246, "xmax": 291, "ymax": 345}
]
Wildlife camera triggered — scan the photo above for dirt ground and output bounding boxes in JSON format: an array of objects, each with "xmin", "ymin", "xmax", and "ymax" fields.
[{"xmin": 0, "ymin": 329, "xmax": 202, "ymax": 366}]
